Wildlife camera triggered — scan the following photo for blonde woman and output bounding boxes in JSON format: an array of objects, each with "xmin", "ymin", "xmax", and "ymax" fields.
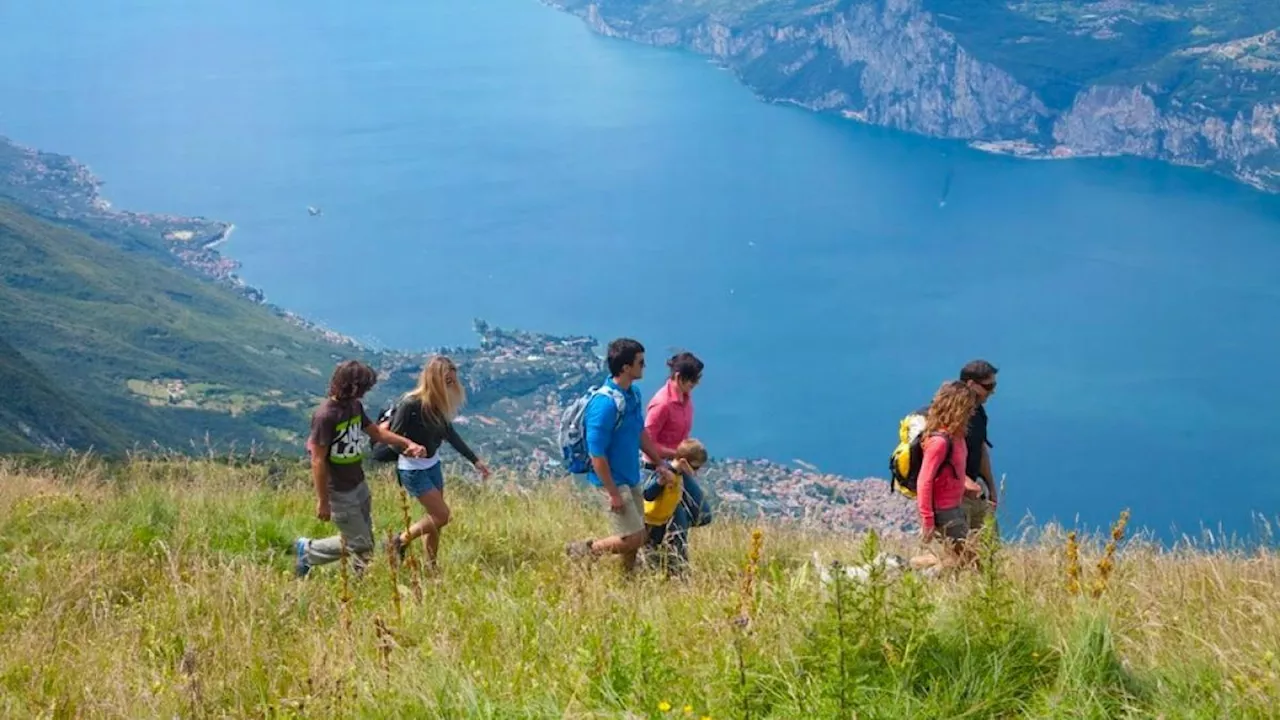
[
  {"xmin": 387, "ymin": 356, "xmax": 491, "ymax": 569},
  {"xmin": 916, "ymin": 380, "xmax": 980, "ymax": 548}
]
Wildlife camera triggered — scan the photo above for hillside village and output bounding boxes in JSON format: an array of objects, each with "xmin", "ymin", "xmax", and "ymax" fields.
[{"xmin": 373, "ymin": 320, "xmax": 919, "ymax": 536}]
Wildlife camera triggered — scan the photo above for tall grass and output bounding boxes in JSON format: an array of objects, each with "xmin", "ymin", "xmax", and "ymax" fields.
[{"xmin": 1, "ymin": 456, "xmax": 1278, "ymax": 718}]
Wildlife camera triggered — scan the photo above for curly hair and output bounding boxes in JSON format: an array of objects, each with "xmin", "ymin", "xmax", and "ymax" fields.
[
  {"xmin": 327, "ymin": 360, "xmax": 378, "ymax": 402},
  {"xmin": 924, "ymin": 380, "xmax": 978, "ymax": 437}
]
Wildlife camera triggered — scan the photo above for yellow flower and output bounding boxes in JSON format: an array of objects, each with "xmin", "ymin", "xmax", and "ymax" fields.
[
  {"xmin": 684, "ymin": 706, "xmax": 694, "ymax": 716},
  {"xmin": 658, "ymin": 701, "xmax": 672, "ymax": 713},
  {"xmin": 701, "ymin": 716, "xmax": 713, "ymax": 720}
]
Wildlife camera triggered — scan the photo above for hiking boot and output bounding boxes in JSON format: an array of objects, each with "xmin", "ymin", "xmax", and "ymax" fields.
[
  {"xmin": 294, "ymin": 538, "xmax": 311, "ymax": 578},
  {"xmin": 565, "ymin": 539, "xmax": 594, "ymax": 560}
]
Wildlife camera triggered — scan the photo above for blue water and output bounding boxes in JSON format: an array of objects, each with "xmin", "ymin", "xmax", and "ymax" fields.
[{"xmin": 3, "ymin": 0, "xmax": 1280, "ymax": 539}]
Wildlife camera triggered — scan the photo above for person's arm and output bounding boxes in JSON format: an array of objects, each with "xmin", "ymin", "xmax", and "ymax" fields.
[
  {"xmin": 640, "ymin": 430, "xmax": 677, "ymax": 485},
  {"xmin": 981, "ymin": 444, "xmax": 996, "ymax": 506},
  {"xmin": 365, "ymin": 419, "xmax": 425, "ymax": 457},
  {"xmin": 916, "ymin": 437, "xmax": 945, "ymax": 537},
  {"xmin": 308, "ymin": 441, "xmax": 332, "ymax": 521},
  {"xmin": 643, "ymin": 401, "xmax": 676, "ymax": 462},
  {"xmin": 585, "ymin": 397, "xmax": 625, "ymax": 512},
  {"xmin": 642, "ymin": 471, "xmax": 665, "ymax": 502},
  {"xmin": 640, "ymin": 428, "xmax": 676, "ymax": 466},
  {"xmin": 443, "ymin": 422, "xmax": 479, "ymax": 464},
  {"xmin": 444, "ymin": 422, "xmax": 491, "ymax": 479}
]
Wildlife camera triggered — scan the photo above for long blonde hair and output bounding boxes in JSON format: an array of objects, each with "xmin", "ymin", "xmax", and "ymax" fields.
[
  {"xmin": 408, "ymin": 356, "xmax": 466, "ymax": 421},
  {"xmin": 924, "ymin": 380, "xmax": 977, "ymax": 438}
]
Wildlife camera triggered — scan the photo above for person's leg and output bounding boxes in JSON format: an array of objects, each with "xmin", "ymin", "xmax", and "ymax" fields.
[
  {"xmin": 935, "ymin": 507, "xmax": 971, "ymax": 567},
  {"xmin": 414, "ymin": 489, "xmax": 449, "ymax": 569},
  {"xmin": 305, "ymin": 483, "xmax": 375, "ymax": 572},
  {"xmin": 665, "ymin": 491, "xmax": 697, "ymax": 574},
  {"xmin": 682, "ymin": 476, "xmax": 713, "ymax": 528},
  {"xmin": 570, "ymin": 485, "xmax": 646, "ymax": 570},
  {"xmin": 353, "ymin": 482, "xmax": 375, "ymax": 572},
  {"xmin": 641, "ymin": 523, "xmax": 667, "ymax": 570},
  {"xmin": 397, "ymin": 466, "xmax": 449, "ymax": 568},
  {"xmin": 617, "ymin": 486, "xmax": 647, "ymax": 572}
]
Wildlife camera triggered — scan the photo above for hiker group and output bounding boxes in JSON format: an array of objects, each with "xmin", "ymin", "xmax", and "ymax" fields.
[{"xmin": 293, "ymin": 338, "xmax": 998, "ymax": 577}]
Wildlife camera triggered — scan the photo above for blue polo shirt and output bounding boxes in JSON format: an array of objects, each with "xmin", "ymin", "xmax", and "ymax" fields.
[{"xmin": 584, "ymin": 378, "xmax": 644, "ymax": 488}]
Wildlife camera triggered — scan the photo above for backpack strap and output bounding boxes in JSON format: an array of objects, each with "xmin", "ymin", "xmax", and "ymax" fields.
[
  {"xmin": 593, "ymin": 385, "xmax": 628, "ymax": 430},
  {"xmin": 919, "ymin": 431, "xmax": 957, "ymax": 512},
  {"xmin": 930, "ymin": 431, "xmax": 958, "ymax": 483}
]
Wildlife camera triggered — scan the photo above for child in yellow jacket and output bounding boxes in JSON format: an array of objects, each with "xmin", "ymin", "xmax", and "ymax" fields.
[{"xmin": 642, "ymin": 438, "xmax": 711, "ymax": 574}]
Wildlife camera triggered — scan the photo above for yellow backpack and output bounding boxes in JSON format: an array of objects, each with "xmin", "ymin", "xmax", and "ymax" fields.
[{"xmin": 888, "ymin": 410, "xmax": 949, "ymax": 498}]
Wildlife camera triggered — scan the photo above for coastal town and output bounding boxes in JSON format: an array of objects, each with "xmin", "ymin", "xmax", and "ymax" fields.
[
  {"xmin": 375, "ymin": 320, "xmax": 919, "ymax": 536},
  {"xmin": 0, "ymin": 135, "xmax": 361, "ymax": 343},
  {"xmin": 1, "ymin": 134, "xmax": 918, "ymax": 536}
]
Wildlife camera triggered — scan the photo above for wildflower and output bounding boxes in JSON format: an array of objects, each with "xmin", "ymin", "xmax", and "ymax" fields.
[
  {"xmin": 1090, "ymin": 509, "xmax": 1130, "ymax": 599},
  {"xmin": 684, "ymin": 706, "xmax": 694, "ymax": 716},
  {"xmin": 736, "ymin": 528, "xmax": 765, "ymax": 627},
  {"xmin": 658, "ymin": 700, "xmax": 672, "ymax": 713},
  {"xmin": 1064, "ymin": 530, "xmax": 1081, "ymax": 597}
]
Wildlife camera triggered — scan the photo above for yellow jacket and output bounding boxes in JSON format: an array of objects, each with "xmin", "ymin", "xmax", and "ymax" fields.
[{"xmin": 644, "ymin": 473, "xmax": 684, "ymax": 525}]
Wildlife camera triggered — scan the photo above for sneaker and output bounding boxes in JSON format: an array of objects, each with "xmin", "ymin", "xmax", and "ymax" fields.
[
  {"xmin": 294, "ymin": 538, "xmax": 311, "ymax": 578},
  {"xmin": 565, "ymin": 539, "xmax": 594, "ymax": 560}
]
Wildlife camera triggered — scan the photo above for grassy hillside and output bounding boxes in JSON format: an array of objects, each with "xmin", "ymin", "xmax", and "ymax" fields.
[
  {"xmin": 0, "ymin": 335, "xmax": 123, "ymax": 452},
  {"xmin": 2, "ymin": 458, "xmax": 1276, "ymax": 718},
  {"xmin": 0, "ymin": 201, "xmax": 370, "ymax": 452}
]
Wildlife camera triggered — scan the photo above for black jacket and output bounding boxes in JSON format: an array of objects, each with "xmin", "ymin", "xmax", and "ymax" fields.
[{"xmin": 374, "ymin": 396, "xmax": 478, "ymax": 464}]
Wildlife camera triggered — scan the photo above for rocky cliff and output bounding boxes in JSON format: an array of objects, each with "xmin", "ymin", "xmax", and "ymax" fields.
[{"xmin": 548, "ymin": 0, "xmax": 1280, "ymax": 193}]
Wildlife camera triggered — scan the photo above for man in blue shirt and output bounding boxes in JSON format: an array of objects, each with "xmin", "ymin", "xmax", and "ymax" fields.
[{"xmin": 567, "ymin": 338, "xmax": 674, "ymax": 571}]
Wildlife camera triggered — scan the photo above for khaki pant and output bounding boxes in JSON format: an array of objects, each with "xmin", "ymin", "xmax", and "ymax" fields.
[{"xmin": 305, "ymin": 482, "xmax": 375, "ymax": 570}]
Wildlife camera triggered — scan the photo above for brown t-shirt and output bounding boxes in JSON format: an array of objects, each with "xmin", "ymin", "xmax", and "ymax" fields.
[{"xmin": 308, "ymin": 399, "xmax": 373, "ymax": 492}]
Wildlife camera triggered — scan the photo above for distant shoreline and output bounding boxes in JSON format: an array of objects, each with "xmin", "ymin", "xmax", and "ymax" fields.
[{"xmin": 0, "ymin": 134, "xmax": 913, "ymax": 533}]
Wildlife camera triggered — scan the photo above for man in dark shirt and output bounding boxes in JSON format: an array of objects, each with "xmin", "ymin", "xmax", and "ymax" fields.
[
  {"xmin": 295, "ymin": 360, "xmax": 425, "ymax": 578},
  {"xmin": 960, "ymin": 359, "xmax": 998, "ymax": 532}
]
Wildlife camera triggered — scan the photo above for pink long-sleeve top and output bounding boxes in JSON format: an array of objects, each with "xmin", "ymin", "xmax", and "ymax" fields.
[
  {"xmin": 644, "ymin": 379, "xmax": 694, "ymax": 460},
  {"xmin": 917, "ymin": 432, "xmax": 968, "ymax": 531}
]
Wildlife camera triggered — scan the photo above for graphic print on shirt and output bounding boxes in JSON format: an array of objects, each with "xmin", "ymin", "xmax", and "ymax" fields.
[{"xmin": 329, "ymin": 415, "xmax": 365, "ymax": 465}]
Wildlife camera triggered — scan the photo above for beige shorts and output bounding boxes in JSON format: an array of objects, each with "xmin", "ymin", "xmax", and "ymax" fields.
[{"xmin": 608, "ymin": 485, "xmax": 646, "ymax": 538}]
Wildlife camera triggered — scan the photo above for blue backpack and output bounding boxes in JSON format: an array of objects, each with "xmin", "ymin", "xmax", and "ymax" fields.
[{"xmin": 558, "ymin": 384, "xmax": 627, "ymax": 475}]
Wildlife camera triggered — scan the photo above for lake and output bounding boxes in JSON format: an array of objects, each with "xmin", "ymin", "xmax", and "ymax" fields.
[{"xmin": 2, "ymin": 0, "xmax": 1279, "ymax": 539}]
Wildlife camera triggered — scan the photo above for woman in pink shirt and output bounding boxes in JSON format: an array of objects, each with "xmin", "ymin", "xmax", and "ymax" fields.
[
  {"xmin": 644, "ymin": 352, "xmax": 703, "ymax": 462},
  {"xmin": 916, "ymin": 380, "xmax": 980, "ymax": 550},
  {"xmin": 642, "ymin": 352, "xmax": 708, "ymax": 573}
]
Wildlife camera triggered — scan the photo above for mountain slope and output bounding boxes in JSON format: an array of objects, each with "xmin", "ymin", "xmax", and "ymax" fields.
[
  {"xmin": 549, "ymin": 0, "xmax": 1280, "ymax": 192},
  {"xmin": 0, "ymin": 200, "xmax": 366, "ymax": 452},
  {"xmin": 0, "ymin": 335, "xmax": 121, "ymax": 452}
]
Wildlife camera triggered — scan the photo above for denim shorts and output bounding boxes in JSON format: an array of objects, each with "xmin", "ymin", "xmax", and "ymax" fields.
[{"xmin": 398, "ymin": 465, "xmax": 445, "ymax": 497}]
